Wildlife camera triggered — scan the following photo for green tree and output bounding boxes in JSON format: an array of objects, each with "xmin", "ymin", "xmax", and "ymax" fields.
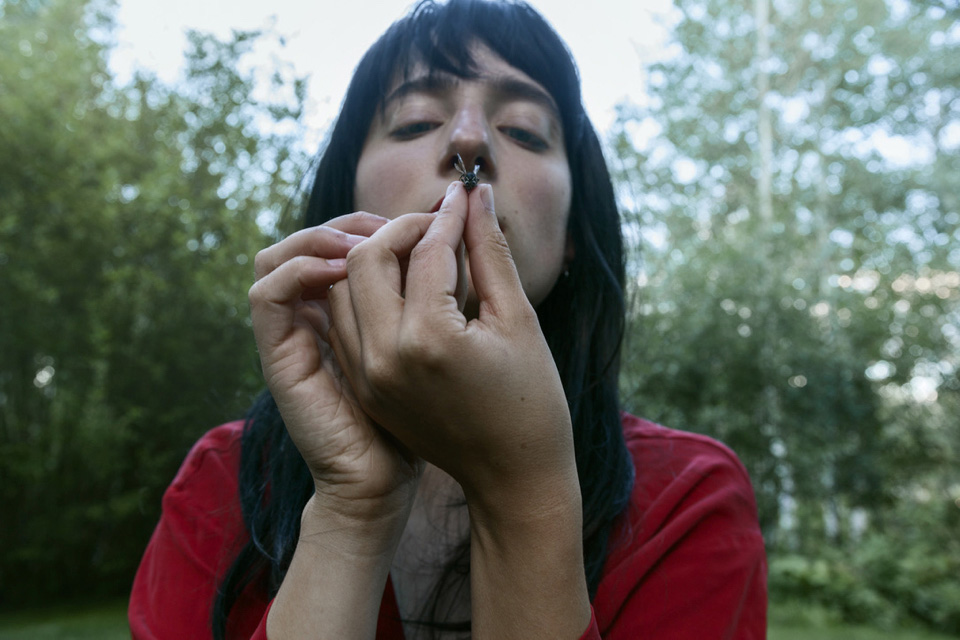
[
  {"xmin": 611, "ymin": 0, "xmax": 959, "ymax": 630},
  {"xmin": 0, "ymin": 0, "xmax": 307, "ymax": 605}
]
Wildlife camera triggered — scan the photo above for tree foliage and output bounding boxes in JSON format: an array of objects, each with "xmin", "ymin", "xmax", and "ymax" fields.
[
  {"xmin": 0, "ymin": 0, "xmax": 306, "ymax": 605},
  {"xmin": 611, "ymin": 0, "xmax": 959, "ymax": 631}
]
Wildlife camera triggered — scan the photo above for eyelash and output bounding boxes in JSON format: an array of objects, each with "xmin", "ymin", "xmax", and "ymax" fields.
[
  {"xmin": 389, "ymin": 121, "xmax": 549, "ymax": 152},
  {"xmin": 500, "ymin": 126, "xmax": 548, "ymax": 151},
  {"xmin": 390, "ymin": 121, "xmax": 439, "ymax": 139}
]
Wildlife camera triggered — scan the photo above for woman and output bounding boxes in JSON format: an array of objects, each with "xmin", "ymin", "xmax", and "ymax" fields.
[{"xmin": 129, "ymin": 1, "xmax": 767, "ymax": 638}]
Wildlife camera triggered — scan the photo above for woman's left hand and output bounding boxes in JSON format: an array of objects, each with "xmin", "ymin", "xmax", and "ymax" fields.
[{"xmin": 326, "ymin": 181, "xmax": 577, "ymax": 514}]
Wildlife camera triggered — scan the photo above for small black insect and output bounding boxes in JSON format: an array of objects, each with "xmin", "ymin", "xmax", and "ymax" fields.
[{"xmin": 454, "ymin": 153, "xmax": 480, "ymax": 192}]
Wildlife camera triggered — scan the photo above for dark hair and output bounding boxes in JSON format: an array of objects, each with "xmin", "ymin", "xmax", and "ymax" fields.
[{"xmin": 213, "ymin": 0, "xmax": 634, "ymax": 636}]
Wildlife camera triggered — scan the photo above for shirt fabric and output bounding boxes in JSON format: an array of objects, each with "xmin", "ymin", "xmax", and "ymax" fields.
[{"xmin": 129, "ymin": 414, "xmax": 767, "ymax": 639}]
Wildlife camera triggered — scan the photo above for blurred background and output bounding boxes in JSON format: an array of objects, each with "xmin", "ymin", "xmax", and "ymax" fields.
[{"xmin": 1, "ymin": 0, "xmax": 957, "ymax": 637}]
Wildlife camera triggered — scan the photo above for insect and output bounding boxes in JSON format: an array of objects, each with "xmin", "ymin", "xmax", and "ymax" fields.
[{"xmin": 454, "ymin": 153, "xmax": 480, "ymax": 192}]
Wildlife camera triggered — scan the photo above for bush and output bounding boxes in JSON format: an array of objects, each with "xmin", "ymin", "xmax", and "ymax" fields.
[
  {"xmin": 769, "ymin": 500, "xmax": 960, "ymax": 636},
  {"xmin": 768, "ymin": 551, "xmax": 893, "ymax": 627}
]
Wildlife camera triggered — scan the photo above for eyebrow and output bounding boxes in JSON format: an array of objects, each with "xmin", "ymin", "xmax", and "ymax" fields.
[{"xmin": 383, "ymin": 73, "xmax": 561, "ymax": 121}]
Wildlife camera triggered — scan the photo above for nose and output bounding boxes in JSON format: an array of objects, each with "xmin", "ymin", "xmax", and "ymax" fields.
[{"xmin": 443, "ymin": 104, "xmax": 496, "ymax": 181}]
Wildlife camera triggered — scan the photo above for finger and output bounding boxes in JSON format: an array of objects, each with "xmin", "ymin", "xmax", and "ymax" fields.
[
  {"xmin": 325, "ymin": 210, "xmax": 391, "ymax": 236},
  {"xmin": 326, "ymin": 279, "xmax": 363, "ymax": 391},
  {"xmin": 403, "ymin": 182, "xmax": 468, "ymax": 312},
  {"xmin": 249, "ymin": 255, "xmax": 349, "ymax": 348},
  {"xmin": 462, "ymin": 184, "xmax": 525, "ymax": 318},
  {"xmin": 292, "ymin": 303, "xmax": 342, "ymax": 394},
  {"xmin": 249, "ymin": 256, "xmax": 346, "ymax": 377},
  {"xmin": 325, "ymin": 213, "xmax": 436, "ymax": 394},
  {"xmin": 299, "ymin": 299, "xmax": 330, "ymax": 338},
  {"xmin": 253, "ymin": 212, "xmax": 388, "ymax": 280},
  {"xmin": 454, "ymin": 238, "xmax": 467, "ymax": 312},
  {"xmin": 343, "ymin": 212, "xmax": 437, "ymax": 338}
]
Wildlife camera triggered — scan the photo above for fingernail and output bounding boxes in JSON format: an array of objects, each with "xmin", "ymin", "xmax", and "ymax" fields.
[
  {"xmin": 479, "ymin": 184, "xmax": 494, "ymax": 213},
  {"xmin": 344, "ymin": 232, "xmax": 365, "ymax": 245},
  {"xmin": 446, "ymin": 181, "xmax": 459, "ymax": 197},
  {"xmin": 327, "ymin": 258, "xmax": 347, "ymax": 268}
]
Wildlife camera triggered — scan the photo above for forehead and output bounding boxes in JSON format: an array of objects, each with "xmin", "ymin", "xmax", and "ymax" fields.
[{"xmin": 381, "ymin": 45, "xmax": 561, "ymax": 118}]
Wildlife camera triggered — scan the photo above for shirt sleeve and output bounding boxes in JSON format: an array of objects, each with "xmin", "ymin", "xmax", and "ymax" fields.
[
  {"xmin": 593, "ymin": 423, "xmax": 768, "ymax": 639},
  {"xmin": 128, "ymin": 423, "xmax": 271, "ymax": 639}
]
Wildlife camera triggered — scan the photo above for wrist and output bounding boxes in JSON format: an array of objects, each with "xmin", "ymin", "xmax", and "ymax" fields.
[
  {"xmin": 466, "ymin": 471, "xmax": 590, "ymax": 640},
  {"xmin": 461, "ymin": 442, "xmax": 582, "ymax": 527},
  {"xmin": 268, "ymin": 492, "xmax": 406, "ymax": 640},
  {"xmin": 465, "ymin": 467, "xmax": 583, "ymax": 542},
  {"xmin": 299, "ymin": 490, "xmax": 413, "ymax": 561}
]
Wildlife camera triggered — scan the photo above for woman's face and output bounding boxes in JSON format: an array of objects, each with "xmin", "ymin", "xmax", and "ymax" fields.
[{"xmin": 354, "ymin": 45, "xmax": 573, "ymax": 309}]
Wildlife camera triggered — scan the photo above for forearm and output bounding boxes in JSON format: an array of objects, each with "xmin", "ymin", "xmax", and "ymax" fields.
[
  {"xmin": 466, "ymin": 473, "xmax": 591, "ymax": 640},
  {"xmin": 266, "ymin": 494, "xmax": 406, "ymax": 640}
]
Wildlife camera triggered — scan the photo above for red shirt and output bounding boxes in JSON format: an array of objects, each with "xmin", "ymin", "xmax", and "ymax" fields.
[{"xmin": 129, "ymin": 414, "xmax": 767, "ymax": 638}]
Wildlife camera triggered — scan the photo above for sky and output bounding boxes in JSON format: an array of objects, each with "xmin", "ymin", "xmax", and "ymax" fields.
[{"xmin": 109, "ymin": 0, "xmax": 676, "ymax": 143}]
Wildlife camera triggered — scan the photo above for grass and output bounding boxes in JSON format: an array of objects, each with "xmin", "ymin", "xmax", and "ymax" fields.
[
  {"xmin": 768, "ymin": 600, "xmax": 959, "ymax": 640},
  {"xmin": 0, "ymin": 599, "xmax": 957, "ymax": 639},
  {"xmin": 771, "ymin": 629, "xmax": 956, "ymax": 640},
  {"xmin": 0, "ymin": 600, "xmax": 128, "ymax": 640}
]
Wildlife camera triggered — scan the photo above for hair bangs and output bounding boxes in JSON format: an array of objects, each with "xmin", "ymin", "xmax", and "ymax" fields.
[{"xmin": 368, "ymin": 0, "xmax": 586, "ymax": 146}]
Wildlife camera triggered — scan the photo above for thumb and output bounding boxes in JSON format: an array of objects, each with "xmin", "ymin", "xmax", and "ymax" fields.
[{"xmin": 463, "ymin": 185, "xmax": 525, "ymax": 318}]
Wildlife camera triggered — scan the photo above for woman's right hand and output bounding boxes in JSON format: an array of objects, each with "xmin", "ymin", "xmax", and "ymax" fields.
[{"xmin": 248, "ymin": 212, "xmax": 423, "ymax": 530}]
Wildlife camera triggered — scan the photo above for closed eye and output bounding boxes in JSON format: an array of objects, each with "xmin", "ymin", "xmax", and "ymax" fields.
[
  {"xmin": 390, "ymin": 121, "xmax": 439, "ymax": 139},
  {"xmin": 501, "ymin": 127, "xmax": 548, "ymax": 151}
]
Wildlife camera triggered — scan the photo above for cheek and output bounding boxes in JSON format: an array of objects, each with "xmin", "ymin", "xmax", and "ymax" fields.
[
  {"xmin": 521, "ymin": 168, "xmax": 572, "ymax": 248},
  {"xmin": 507, "ymin": 167, "xmax": 572, "ymax": 306},
  {"xmin": 354, "ymin": 149, "xmax": 419, "ymax": 216}
]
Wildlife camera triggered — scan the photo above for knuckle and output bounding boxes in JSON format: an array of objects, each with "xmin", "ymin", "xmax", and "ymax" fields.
[
  {"xmin": 312, "ymin": 224, "xmax": 346, "ymax": 243},
  {"xmin": 352, "ymin": 210, "xmax": 378, "ymax": 223},
  {"xmin": 408, "ymin": 241, "xmax": 430, "ymax": 264},
  {"xmin": 362, "ymin": 352, "xmax": 398, "ymax": 393},
  {"xmin": 410, "ymin": 235, "xmax": 443, "ymax": 262},
  {"xmin": 306, "ymin": 225, "xmax": 329, "ymax": 244},
  {"xmin": 397, "ymin": 326, "xmax": 447, "ymax": 371},
  {"xmin": 345, "ymin": 244, "xmax": 365, "ymax": 270},
  {"xmin": 345, "ymin": 236, "xmax": 390, "ymax": 270},
  {"xmin": 253, "ymin": 248, "xmax": 272, "ymax": 279},
  {"xmin": 330, "ymin": 210, "xmax": 386, "ymax": 233},
  {"xmin": 487, "ymin": 232, "xmax": 513, "ymax": 259},
  {"xmin": 247, "ymin": 279, "xmax": 265, "ymax": 305},
  {"xmin": 302, "ymin": 225, "xmax": 348, "ymax": 255},
  {"xmin": 346, "ymin": 234, "xmax": 374, "ymax": 258}
]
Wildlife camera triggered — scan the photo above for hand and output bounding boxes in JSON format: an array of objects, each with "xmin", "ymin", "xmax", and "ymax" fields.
[
  {"xmin": 248, "ymin": 213, "xmax": 423, "ymax": 531},
  {"xmin": 326, "ymin": 183, "xmax": 579, "ymax": 517}
]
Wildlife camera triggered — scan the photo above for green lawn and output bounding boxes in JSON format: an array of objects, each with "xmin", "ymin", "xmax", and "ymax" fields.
[
  {"xmin": 768, "ymin": 601, "xmax": 958, "ymax": 640},
  {"xmin": 770, "ymin": 625, "xmax": 957, "ymax": 640},
  {"xmin": 0, "ymin": 600, "xmax": 129, "ymax": 640},
  {"xmin": 0, "ymin": 599, "xmax": 956, "ymax": 639}
]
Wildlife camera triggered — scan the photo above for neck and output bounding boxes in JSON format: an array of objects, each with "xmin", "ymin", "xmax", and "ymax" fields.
[{"xmin": 391, "ymin": 464, "xmax": 471, "ymax": 638}]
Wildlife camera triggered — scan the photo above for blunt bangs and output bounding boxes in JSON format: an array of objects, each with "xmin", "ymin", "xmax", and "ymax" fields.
[{"xmin": 361, "ymin": 0, "xmax": 586, "ymax": 150}]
